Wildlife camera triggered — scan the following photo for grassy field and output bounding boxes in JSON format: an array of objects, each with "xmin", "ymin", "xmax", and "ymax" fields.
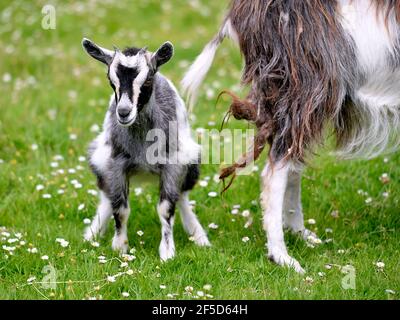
[{"xmin": 0, "ymin": 0, "xmax": 399, "ymax": 300}]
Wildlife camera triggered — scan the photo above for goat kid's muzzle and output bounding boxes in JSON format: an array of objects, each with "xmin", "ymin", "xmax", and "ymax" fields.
[
  {"xmin": 116, "ymin": 104, "xmax": 137, "ymax": 127},
  {"xmin": 116, "ymin": 93, "xmax": 137, "ymax": 126}
]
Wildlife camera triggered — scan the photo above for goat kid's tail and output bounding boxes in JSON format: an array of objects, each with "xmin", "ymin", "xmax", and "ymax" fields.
[{"xmin": 181, "ymin": 19, "xmax": 235, "ymax": 110}]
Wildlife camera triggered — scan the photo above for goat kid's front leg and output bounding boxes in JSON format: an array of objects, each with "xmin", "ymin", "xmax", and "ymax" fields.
[
  {"xmin": 158, "ymin": 169, "xmax": 179, "ymax": 262},
  {"xmin": 157, "ymin": 199, "xmax": 176, "ymax": 262},
  {"xmin": 283, "ymin": 170, "xmax": 320, "ymax": 245},
  {"xmin": 261, "ymin": 160, "xmax": 305, "ymax": 274},
  {"xmin": 112, "ymin": 204, "xmax": 130, "ymax": 254},
  {"xmin": 109, "ymin": 173, "xmax": 130, "ymax": 254}
]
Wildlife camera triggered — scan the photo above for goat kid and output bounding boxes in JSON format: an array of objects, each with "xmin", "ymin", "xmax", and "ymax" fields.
[
  {"xmin": 82, "ymin": 38, "xmax": 210, "ymax": 261},
  {"xmin": 182, "ymin": 0, "xmax": 400, "ymax": 273}
]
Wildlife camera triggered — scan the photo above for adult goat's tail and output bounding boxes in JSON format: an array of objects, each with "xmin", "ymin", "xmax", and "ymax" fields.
[{"xmin": 181, "ymin": 19, "xmax": 235, "ymax": 109}]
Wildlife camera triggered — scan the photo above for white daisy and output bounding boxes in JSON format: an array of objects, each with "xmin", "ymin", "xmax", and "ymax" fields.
[
  {"xmin": 242, "ymin": 236, "xmax": 250, "ymax": 243},
  {"xmin": 307, "ymin": 219, "xmax": 316, "ymax": 225},
  {"xmin": 242, "ymin": 210, "xmax": 250, "ymax": 217},
  {"xmin": 199, "ymin": 180, "xmax": 208, "ymax": 187},
  {"xmin": 208, "ymin": 223, "xmax": 218, "ymax": 229}
]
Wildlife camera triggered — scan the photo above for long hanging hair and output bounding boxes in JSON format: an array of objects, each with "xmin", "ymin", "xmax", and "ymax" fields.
[{"xmin": 227, "ymin": 0, "xmax": 357, "ymax": 163}]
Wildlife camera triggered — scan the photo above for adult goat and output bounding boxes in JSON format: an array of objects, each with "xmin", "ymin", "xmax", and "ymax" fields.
[{"xmin": 182, "ymin": 0, "xmax": 400, "ymax": 273}]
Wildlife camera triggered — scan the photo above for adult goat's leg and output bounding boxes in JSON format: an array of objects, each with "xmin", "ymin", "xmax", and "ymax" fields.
[
  {"xmin": 283, "ymin": 170, "xmax": 320, "ymax": 243},
  {"xmin": 261, "ymin": 159, "xmax": 305, "ymax": 273}
]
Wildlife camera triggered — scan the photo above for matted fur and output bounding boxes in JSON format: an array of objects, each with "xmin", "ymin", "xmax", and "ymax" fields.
[{"xmin": 228, "ymin": 0, "xmax": 356, "ymax": 163}]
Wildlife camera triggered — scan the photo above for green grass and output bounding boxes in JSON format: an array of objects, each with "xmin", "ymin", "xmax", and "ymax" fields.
[{"xmin": 0, "ymin": 0, "xmax": 399, "ymax": 300}]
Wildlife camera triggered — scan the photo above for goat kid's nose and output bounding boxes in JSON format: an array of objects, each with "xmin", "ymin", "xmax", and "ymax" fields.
[{"xmin": 117, "ymin": 106, "xmax": 131, "ymax": 118}]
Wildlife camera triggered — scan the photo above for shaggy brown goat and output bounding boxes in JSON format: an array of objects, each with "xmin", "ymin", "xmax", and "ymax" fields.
[{"xmin": 182, "ymin": 0, "xmax": 400, "ymax": 273}]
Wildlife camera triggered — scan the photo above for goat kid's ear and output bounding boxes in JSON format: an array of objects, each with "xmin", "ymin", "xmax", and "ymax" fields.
[
  {"xmin": 152, "ymin": 42, "xmax": 174, "ymax": 69},
  {"xmin": 82, "ymin": 38, "xmax": 114, "ymax": 65}
]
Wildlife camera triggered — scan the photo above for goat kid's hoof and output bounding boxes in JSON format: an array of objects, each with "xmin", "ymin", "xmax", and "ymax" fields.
[
  {"xmin": 268, "ymin": 250, "xmax": 305, "ymax": 274},
  {"xmin": 192, "ymin": 234, "xmax": 211, "ymax": 247},
  {"xmin": 112, "ymin": 235, "xmax": 129, "ymax": 254},
  {"xmin": 159, "ymin": 247, "xmax": 175, "ymax": 262},
  {"xmin": 83, "ymin": 227, "xmax": 96, "ymax": 242}
]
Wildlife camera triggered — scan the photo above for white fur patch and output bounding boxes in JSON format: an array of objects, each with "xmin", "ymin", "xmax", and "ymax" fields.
[
  {"xmin": 339, "ymin": 0, "xmax": 399, "ymax": 72},
  {"xmin": 157, "ymin": 200, "xmax": 170, "ymax": 219},
  {"xmin": 91, "ymin": 132, "xmax": 111, "ymax": 172},
  {"xmin": 112, "ymin": 232, "xmax": 129, "ymax": 254},
  {"xmin": 132, "ymin": 57, "xmax": 149, "ymax": 110},
  {"xmin": 338, "ymin": 0, "xmax": 400, "ymax": 158}
]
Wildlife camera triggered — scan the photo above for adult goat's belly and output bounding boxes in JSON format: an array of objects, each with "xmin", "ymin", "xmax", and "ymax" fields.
[{"xmin": 356, "ymin": 70, "xmax": 400, "ymax": 109}]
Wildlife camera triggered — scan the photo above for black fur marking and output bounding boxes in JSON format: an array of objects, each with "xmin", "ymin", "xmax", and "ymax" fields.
[
  {"xmin": 83, "ymin": 39, "xmax": 112, "ymax": 65},
  {"xmin": 122, "ymin": 47, "xmax": 141, "ymax": 56},
  {"xmin": 113, "ymin": 212, "xmax": 122, "ymax": 232},
  {"xmin": 137, "ymin": 70, "xmax": 155, "ymax": 111},
  {"xmin": 165, "ymin": 202, "xmax": 176, "ymax": 225},
  {"xmin": 153, "ymin": 42, "xmax": 174, "ymax": 68},
  {"xmin": 181, "ymin": 164, "xmax": 200, "ymax": 192},
  {"xmin": 159, "ymin": 188, "xmax": 180, "ymax": 206},
  {"xmin": 116, "ymin": 64, "xmax": 139, "ymax": 103}
]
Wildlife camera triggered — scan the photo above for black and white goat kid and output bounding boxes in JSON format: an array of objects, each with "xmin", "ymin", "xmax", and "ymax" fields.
[{"xmin": 82, "ymin": 38, "xmax": 210, "ymax": 261}]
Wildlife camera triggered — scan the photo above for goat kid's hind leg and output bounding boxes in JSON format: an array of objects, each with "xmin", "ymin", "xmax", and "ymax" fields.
[
  {"xmin": 178, "ymin": 164, "xmax": 210, "ymax": 247},
  {"xmin": 179, "ymin": 192, "xmax": 210, "ymax": 247},
  {"xmin": 84, "ymin": 191, "xmax": 113, "ymax": 241},
  {"xmin": 261, "ymin": 160, "xmax": 305, "ymax": 274},
  {"xmin": 283, "ymin": 170, "xmax": 321, "ymax": 245}
]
